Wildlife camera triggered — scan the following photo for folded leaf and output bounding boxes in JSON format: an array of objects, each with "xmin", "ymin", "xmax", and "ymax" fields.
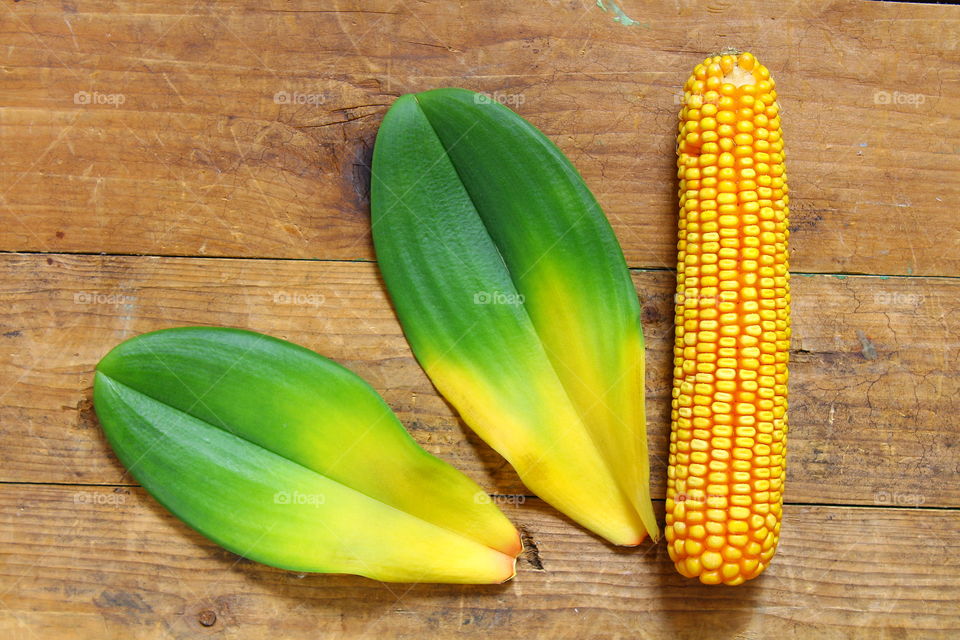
[
  {"xmin": 371, "ymin": 89, "xmax": 658, "ymax": 545},
  {"xmin": 94, "ymin": 326, "xmax": 521, "ymax": 583}
]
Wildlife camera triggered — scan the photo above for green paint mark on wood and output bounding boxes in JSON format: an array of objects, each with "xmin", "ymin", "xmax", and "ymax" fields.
[
  {"xmin": 596, "ymin": 0, "xmax": 649, "ymax": 28},
  {"xmin": 856, "ymin": 330, "xmax": 878, "ymax": 360}
]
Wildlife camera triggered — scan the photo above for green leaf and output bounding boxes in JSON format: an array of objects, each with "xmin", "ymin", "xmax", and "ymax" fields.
[
  {"xmin": 94, "ymin": 326, "xmax": 520, "ymax": 583},
  {"xmin": 371, "ymin": 89, "xmax": 658, "ymax": 545}
]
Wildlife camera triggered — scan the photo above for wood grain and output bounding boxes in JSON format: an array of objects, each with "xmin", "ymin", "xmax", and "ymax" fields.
[
  {"xmin": 0, "ymin": 253, "xmax": 955, "ymax": 508},
  {"xmin": 2, "ymin": 1, "xmax": 959, "ymax": 637},
  {"xmin": 2, "ymin": 0, "xmax": 959, "ymax": 275},
  {"xmin": 0, "ymin": 484, "xmax": 957, "ymax": 640}
]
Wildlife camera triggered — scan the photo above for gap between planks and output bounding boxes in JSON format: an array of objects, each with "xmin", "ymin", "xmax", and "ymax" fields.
[
  {"xmin": 1, "ymin": 481, "xmax": 955, "ymax": 514},
  {"xmin": 1, "ymin": 250, "xmax": 957, "ymax": 282}
]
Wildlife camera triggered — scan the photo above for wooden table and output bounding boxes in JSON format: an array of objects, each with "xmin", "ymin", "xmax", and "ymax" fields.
[{"xmin": 2, "ymin": 1, "xmax": 958, "ymax": 638}]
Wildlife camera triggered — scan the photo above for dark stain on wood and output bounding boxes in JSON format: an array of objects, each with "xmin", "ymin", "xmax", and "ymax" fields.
[
  {"xmin": 520, "ymin": 527, "xmax": 545, "ymax": 571},
  {"xmin": 93, "ymin": 590, "xmax": 153, "ymax": 613},
  {"xmin": 76, "ymin": 394, "xmax": 97, "ymax": 430},
  {"xmin": 197, "ymin": 609, "xmax": 217, "ymax": 627}
]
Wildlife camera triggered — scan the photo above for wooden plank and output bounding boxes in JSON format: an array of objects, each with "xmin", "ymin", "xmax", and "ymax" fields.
[
  {"xmin": 0, "ymin": 254, "xmax": 956, "ymax": 507},
  {"xmin": 0, "ymin": 484, "xmax": 956, "ymax": 639},
  {"xmin": 2, "ymin": 0, "xmax": 958, "ymax": 275}
]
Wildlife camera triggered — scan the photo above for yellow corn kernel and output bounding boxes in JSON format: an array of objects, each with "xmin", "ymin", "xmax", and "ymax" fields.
[{"xmin": 668, "ymin": 50, "xmax": 789, "ymax": 586}]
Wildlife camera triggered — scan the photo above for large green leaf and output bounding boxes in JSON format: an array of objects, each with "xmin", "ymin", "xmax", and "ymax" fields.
[
  {"xmin": 94, "ymin": 327, "xmax": 521, "ymax": 583},
  {"xmin": 370, "ymin": 89, "xmax": 658, "ymax": 545}
]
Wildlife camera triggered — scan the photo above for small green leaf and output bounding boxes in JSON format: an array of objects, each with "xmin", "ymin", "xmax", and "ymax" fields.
[{"xmin": 94, "ymin": 327, "xmax": 520, "ymax": 583}]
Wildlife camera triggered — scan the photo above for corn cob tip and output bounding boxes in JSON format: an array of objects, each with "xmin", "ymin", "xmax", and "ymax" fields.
[{"xmin": 713, "ymin": 46, "xmax": 741, "ymax": 57}]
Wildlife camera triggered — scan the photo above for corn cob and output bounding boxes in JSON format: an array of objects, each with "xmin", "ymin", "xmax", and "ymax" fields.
[{"xmin": 666, "ymin": 51, "xmax": 790, "ymax": 585}]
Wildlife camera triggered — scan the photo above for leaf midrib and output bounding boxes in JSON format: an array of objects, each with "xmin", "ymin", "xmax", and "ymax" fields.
[{"xmin": 410, "ymin": 93, "xmax": 636, "ymax": 510}]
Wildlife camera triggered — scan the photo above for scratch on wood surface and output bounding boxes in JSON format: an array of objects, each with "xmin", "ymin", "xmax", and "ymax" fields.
[
  {"xmin": 62, "ymin": 15, "xmax": 80, "ymax": 51},
  {"xmin": 860, "ymin": 200, "xmax": 911, "ymax": 208},
  {"xmin": 161, "ymin": 73, "xmax": 188, "ymax": 105}
]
